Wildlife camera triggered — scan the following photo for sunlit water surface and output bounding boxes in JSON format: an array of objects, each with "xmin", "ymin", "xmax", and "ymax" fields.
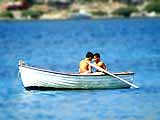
[{"xmin": 0, "ymin": 18, "xmax": 160, "ymax": 120}]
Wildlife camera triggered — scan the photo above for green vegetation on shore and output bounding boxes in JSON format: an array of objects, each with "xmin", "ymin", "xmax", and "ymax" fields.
[
  {"xmin": 0, "ymin": 0, "xmax": 160, "ymax": 20},
  {"xmin": 0, "ymin": 11, "xmax": 14, "ymax": 19},
  {"xmin": 145, "ymin": 1, "xmax": 160, "ymax": 13},
  {"xmin": 113, "ymin": 6, "xmax": 138, "ymax": 17}
]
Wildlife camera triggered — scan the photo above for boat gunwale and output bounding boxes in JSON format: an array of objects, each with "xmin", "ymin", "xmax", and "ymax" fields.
[{"xmin": 19, "ymin": 64, "xmax": 135, "ymax": 77}]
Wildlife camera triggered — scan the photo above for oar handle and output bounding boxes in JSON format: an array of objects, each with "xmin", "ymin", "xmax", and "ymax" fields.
[{"xmin": 88, "ymin": 62, "xmax": 139, "ymax": 89}]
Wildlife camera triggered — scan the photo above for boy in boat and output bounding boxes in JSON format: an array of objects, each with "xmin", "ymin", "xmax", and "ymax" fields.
[
  {"xmin": 93, "ymin": 53, "xmax": 107, "ymax": 72},
  {"xmin": 79, "ymin": 52, "xmax": 94, "ymax": 74}
]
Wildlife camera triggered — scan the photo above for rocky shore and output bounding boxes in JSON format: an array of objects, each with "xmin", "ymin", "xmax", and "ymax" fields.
[{"xmin": 0, "ymin": 0, "xmax": 160, "ymax": 20}]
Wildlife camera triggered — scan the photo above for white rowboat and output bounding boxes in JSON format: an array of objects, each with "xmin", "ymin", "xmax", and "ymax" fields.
[{"xmin": 18, "ymin": 61, "xmax": 135, "ymax": 90}]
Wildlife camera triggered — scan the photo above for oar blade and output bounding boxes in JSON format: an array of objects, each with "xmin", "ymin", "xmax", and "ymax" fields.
[{"xmin": 88, "ymin": 62, "xmax": 139, "ymax": 89}]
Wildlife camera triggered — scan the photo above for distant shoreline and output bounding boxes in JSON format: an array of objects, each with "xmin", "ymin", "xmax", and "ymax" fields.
[
  {"xmin": 0, "ymin": 1, "xmax": 160, "ymax": 21},
  {"xmin": 0, "ymin": 16, "xmax": 160, "ymax": 22}
]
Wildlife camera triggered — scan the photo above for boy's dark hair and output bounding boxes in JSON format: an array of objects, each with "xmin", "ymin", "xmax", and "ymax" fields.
[
  {"xmin": 86, "ymin": 52, "xmax": 94, "ymax": 58},
  {"xmin": 94, "ymin": 53, "xmax": 100, "ymax": 58}
]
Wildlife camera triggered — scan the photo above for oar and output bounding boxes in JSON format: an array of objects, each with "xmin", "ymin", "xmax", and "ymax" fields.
[{"xmin": 88, "ymin": 62, "xmax": 139, "ymax": 89}]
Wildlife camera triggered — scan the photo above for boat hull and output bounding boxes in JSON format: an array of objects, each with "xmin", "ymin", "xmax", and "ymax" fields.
[{"xmin": 19, "ymin": 65, "xmax": 134, "ymax": 90}]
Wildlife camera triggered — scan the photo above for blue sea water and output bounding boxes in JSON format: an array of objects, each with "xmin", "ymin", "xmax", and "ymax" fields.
[{"xmin": 0, "ymin": 18, "xmax": 160, "ymax": 120}]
